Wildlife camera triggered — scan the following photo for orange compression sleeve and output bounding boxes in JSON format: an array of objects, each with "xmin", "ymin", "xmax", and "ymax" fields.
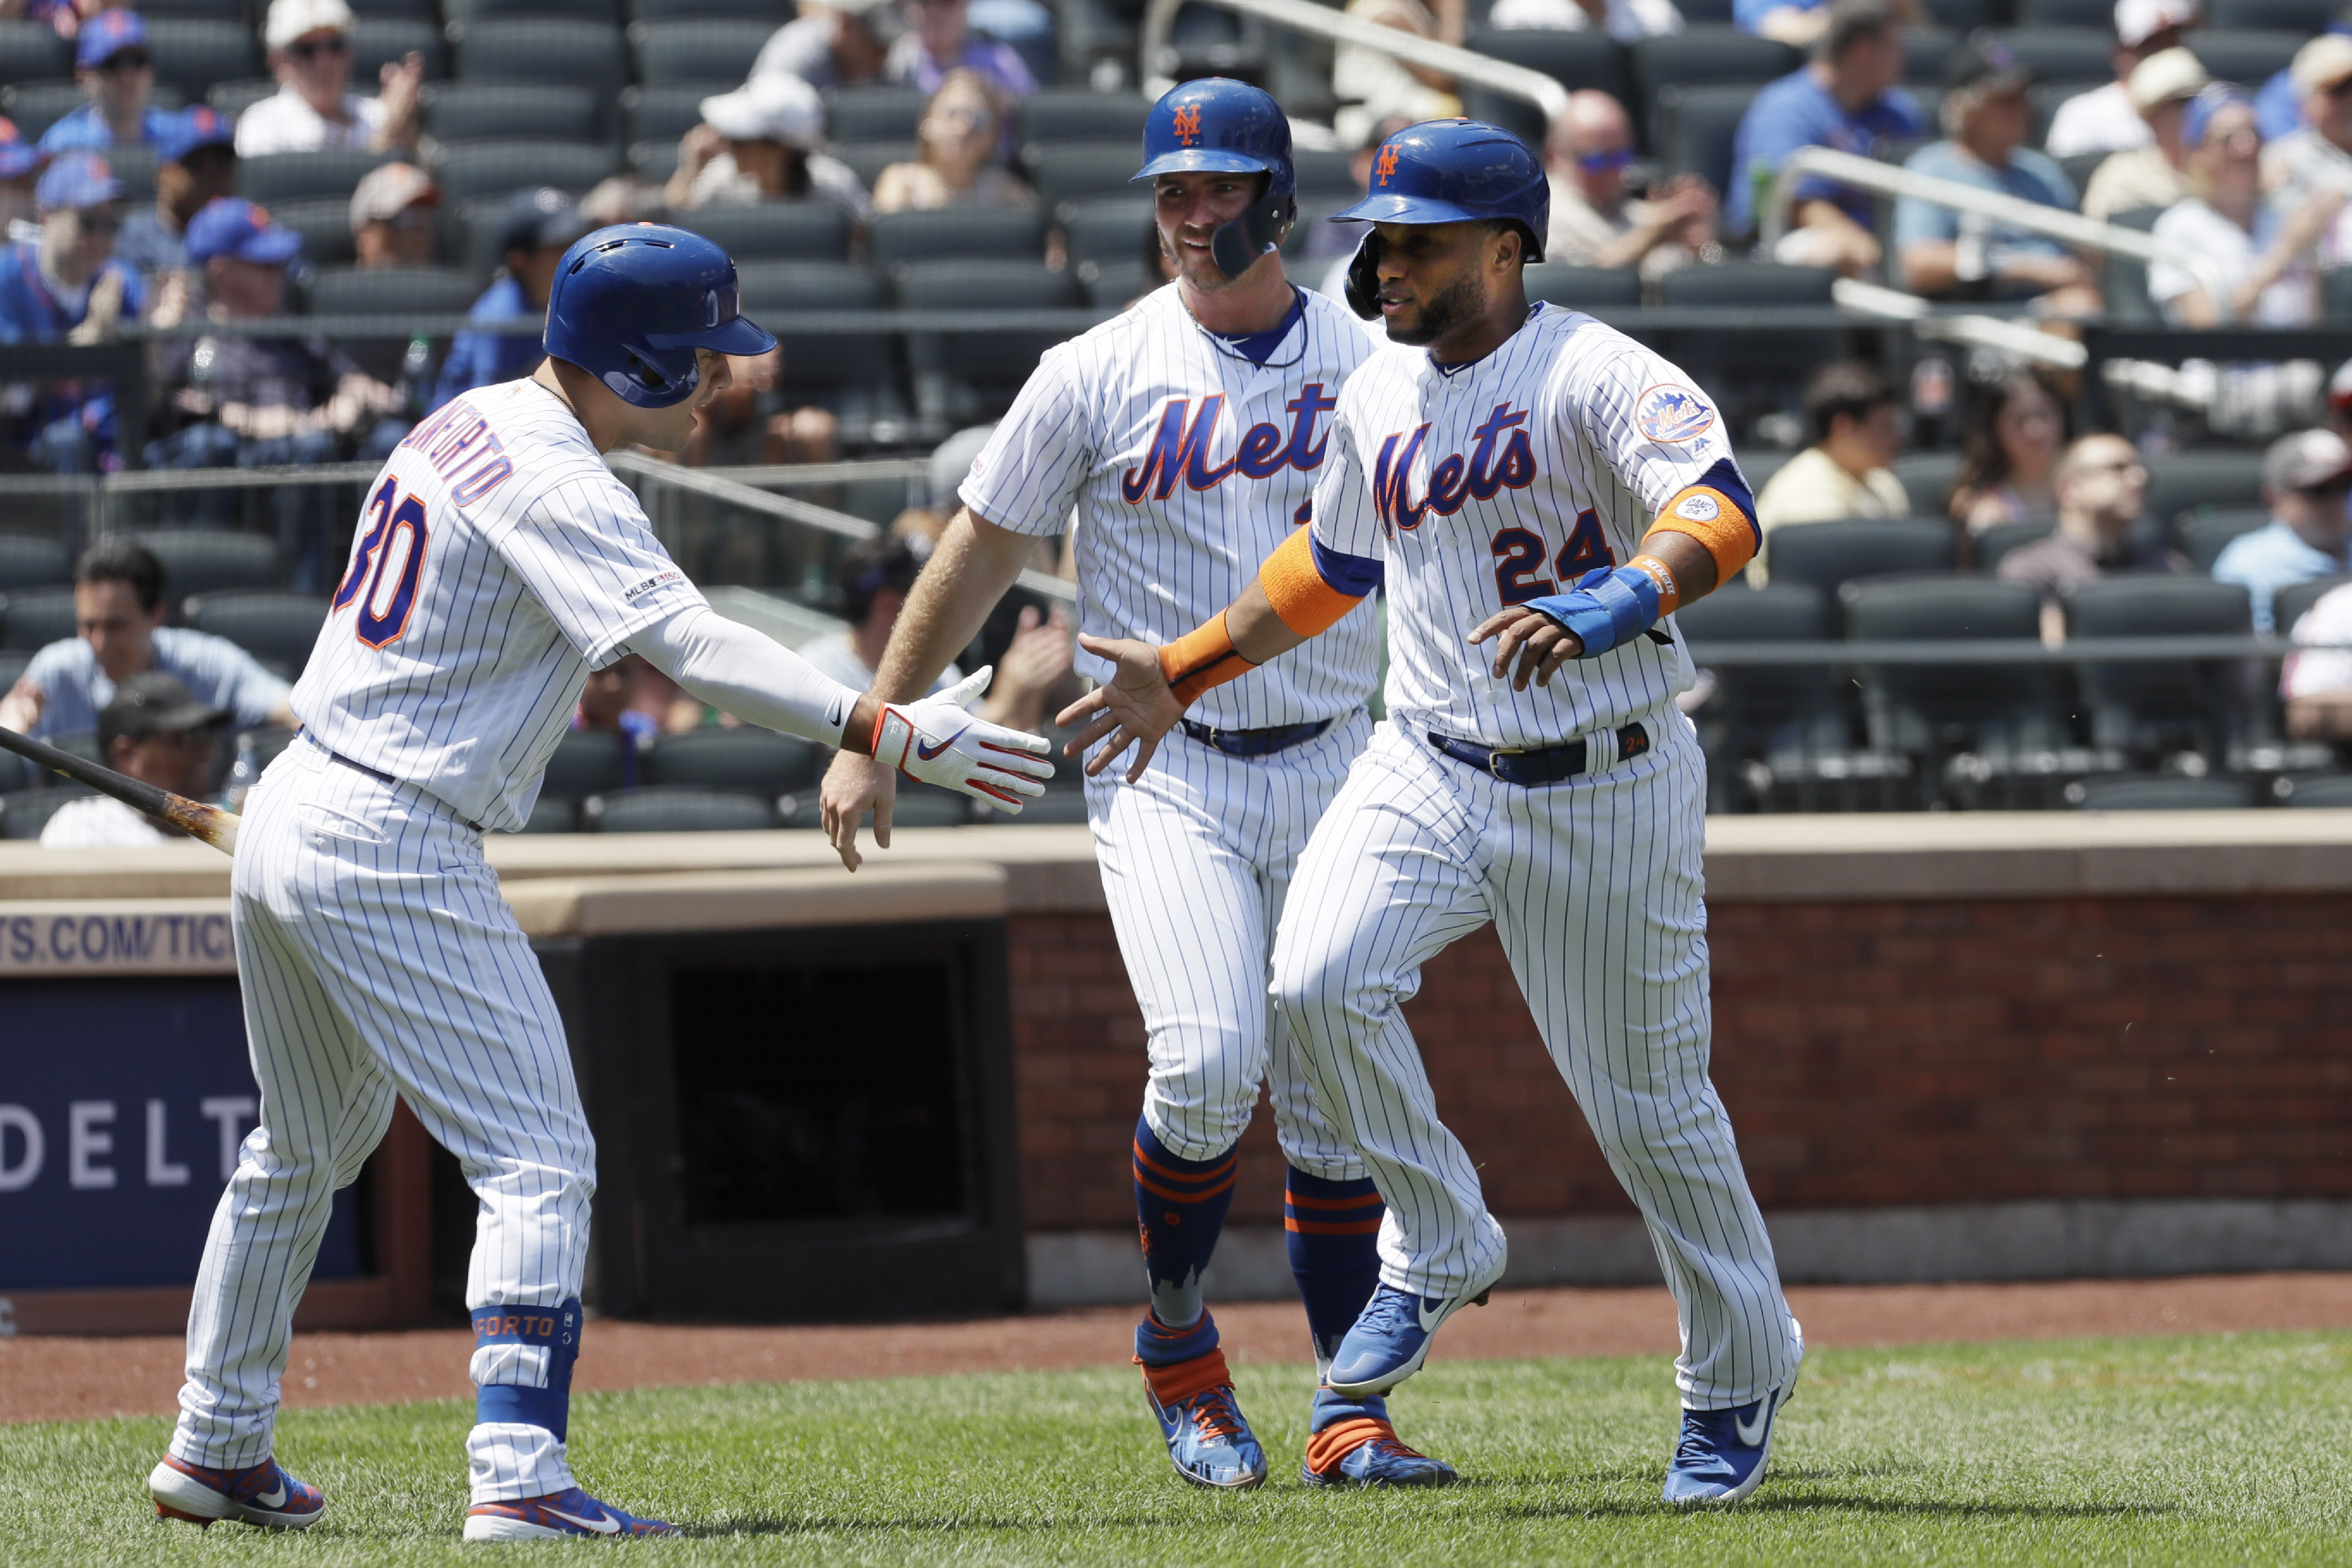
[
  {"xmin": 1257, "ymin": 526, "xmax": 1367, "ymax": 638},
  {"xmin": 1642, "ymin": 483, "xmax": 1758, "ymax": 585},
  {"xmin": 1159, "ymin": 613, "xmax": 1256, "ymax": 706}
]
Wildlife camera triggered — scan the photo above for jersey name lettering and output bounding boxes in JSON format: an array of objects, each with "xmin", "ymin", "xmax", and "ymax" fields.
[
  {"xmin": 1119, "ymin": 382, "xmax": 1338, "ymax": 504},
  {"xmin": 400, "ymin": 396, "xmax": 516, "ymax": 504},
  {"xmin": 1372, "ymin": 403, "xmax": 1538, "ymax": 533}
]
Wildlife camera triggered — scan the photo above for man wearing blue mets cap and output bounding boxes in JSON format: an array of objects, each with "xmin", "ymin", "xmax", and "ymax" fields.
[
  {"xmin": 0, "ymin": 151, "xmax": 146, "ymax": 473},
  {"xmin": 41, "ymin": 10, "xmax": 173, "ymax": 153},
  {"xmin": 117, "ymin": 107, "xmax": 240, "ymax": 290}
]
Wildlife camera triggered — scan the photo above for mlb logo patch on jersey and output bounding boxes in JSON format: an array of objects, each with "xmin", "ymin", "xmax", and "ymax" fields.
[{"xmin": 1635, "ymin": 385, "xmax": 1714, "ymax": 446}]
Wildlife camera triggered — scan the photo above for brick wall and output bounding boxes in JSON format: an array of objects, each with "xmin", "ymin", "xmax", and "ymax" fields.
[{"xmin": 1004, "ymin": 893, "xmax": 2352, "ymax": 1233}]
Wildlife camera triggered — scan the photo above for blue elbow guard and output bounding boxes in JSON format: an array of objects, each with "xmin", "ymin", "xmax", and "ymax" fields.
[{"xmin": 1525, "ymin": 566, "xmax": 1661, "ymax": 658}]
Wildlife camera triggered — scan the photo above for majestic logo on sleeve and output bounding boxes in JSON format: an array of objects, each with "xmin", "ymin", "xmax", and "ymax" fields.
[
  {"xmin": 1172, "ymin": 104, "xmax": 1202, "ymax": 143},
  {"xmin": 1120, "ymin": 383, "xmax": 1338, "ymax": 503},
  {"xmin": 1371, "ymin": 403, "xmax": 1537, "ymax": 533},
  {"xmin": 1635, "ymin": 384, "xmax": 1715, "ymax": 446}
]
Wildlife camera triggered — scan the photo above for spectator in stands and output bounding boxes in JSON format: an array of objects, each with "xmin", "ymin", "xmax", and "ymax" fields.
[
  {"xmin": 572, "ymin": 655, "xmax": 660, "ymax": 789},
  {"xmin": 38, "ymin": 10, "xmax": 167, "ymax": 153},
  {"xmin": 114, "ymin": 107, "xmax": 233, "ymax": 335},
  {"xmin": 0, "ymin": 540, "xmax": 294, "ymax": 743},
  {"xmin": 348, "ymin": 161, "xmax": 437, "ymax": 269},
  {"xmin": 1544, "ymin": 89, "xmax": 1713, "ymax": 277},
  {"xmin": 886, "ymin": 0, "xmax": 1034, "ymax": 102},
  {"xmin": 2210, "ymin": 429, "xmax": 2352, "ymax": 633},
  {"xmin": 873, "ymin": 69, "xmax": 1036, "ymax": 213},
  {"xmin": 677, "ymin": 345, "xmax": 839, "ymax": 467},
  {"xmin": 1735, "ymin": 0, "xmax": 1909, "ymax": 52},
  {"xmin": 2279, "ymin": 576, "xmax": 2352, "ymax": 733},
  {"xmin": 1334, "ymin": 0, "xmax": 1460, "ymax": 151},
  {"xmin": 2262, "ymin": 35, "xmax": 2352, "ymax": 267},
  {"xmin": 2045, "ymin": 0, "xmax": 2198, "ymax": 160},
  {"xmin": 38, "ymin": 672, "xmax": 229, "ymax": 848},
  {"xmin": 1998, "ymin": 433, "xmax": 2183, "ymax": 641},
  {"xmin": 2255, "ymin": 5, "xmax": 2350, "ymax": 142},
  {"xmin": 1726, "ymin": 0, "xmax": 1919, "ymax": 276},
  {"xmin": 2150, "ymin": 86, "xmax": 2336, "ymax": 330},
  {"xmin": 2082, "ymin": 46, "xmax": 2203, "ymax": 223},
  {"xmin": 149, "ymin": 199, "xmax": 404, "ymax": 579},
  {"xmin": 0, "ymin": 154, "xmax": 145, "ymax": 474},
  {"xmin": 580, "ymin": 174, "xmax": 666, "ymax": 226},
  {"xmin": 666, "ymin": 73, "xmax": 870, "ymax": 219},
  {"xmin": 1750, "ymin": 361, "xmax": 1909, "ymax": 581},
  {"xmin": 429, "ymin": 186, "xmax": 588, "ymax": 414},
  {"xmin": 1488, "ymin": 0, "xmax": 1680, "ymax": 43},
  {"xmin": 234, "ymin": 0, "xmax": 420, "ymax": 159},
  {"xmin": 0, "ymin": 119, "xmax": 37, "ymax": 235},
  {"xmin": 754, "ymin": 0, "xmax": 894, "ymax": 92},
  {"xmin": 1896, "ymin": 42, "xmax": 2099, "ymax": 314},
  {"xmin": 1950, "ymin": 366, "xmax": 2068, "ymax": 534},
  {"xmin": 797, "ymin": 532, "xmax": 1072, "ymax": 731}
]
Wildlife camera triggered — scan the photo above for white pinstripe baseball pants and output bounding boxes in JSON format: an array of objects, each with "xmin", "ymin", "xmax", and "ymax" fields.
[
  {"xmin": 1273, "ymin": 712, "xmax": 1801, "ymax": 1409},
  {"xmin": 172, "ymin": 737, "xmax": 592, "ymax": 1502},
  {"xmin": 1087, "ymin": 710, "xmax": 1371, "ymax": 1177}
]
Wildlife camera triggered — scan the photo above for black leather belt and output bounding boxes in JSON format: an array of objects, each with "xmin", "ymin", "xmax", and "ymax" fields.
[
  {"xmin": 1180, "ymin": 716, "xmax": 1336, "ymax": 758},
  {"xmin": 299, "ymin": 729, "xmax": 483, "ymax": 832},
  {"xmin": 1427, "ymin": 722, "xmax": 1650, "ymax": 787}
]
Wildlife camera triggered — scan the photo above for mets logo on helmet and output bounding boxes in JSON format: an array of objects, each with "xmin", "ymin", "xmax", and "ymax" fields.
[
  {"xmin": 1172, "ymin": 104, "xmax": 1202, "ymax": 143},
  {"xmin": 1635, "ymin": 384, "xmax": 1715, "ymax": 445},
  {"xmin": 1375, "ymin": 145, "xmax": 1399, "ymax": 185}
]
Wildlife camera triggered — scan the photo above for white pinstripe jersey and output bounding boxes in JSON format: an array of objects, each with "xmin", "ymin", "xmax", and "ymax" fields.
[
  {"xmin": 960, "ymin": 282, "xmax": 1379, "ymax": 730},
  {"xmin": 1312, "ymin": 304, "xmax": 1743, "ymax": 749},
  {"xmin": 290, "ymin": 378, "xmax": 708, "ymax": 833}
]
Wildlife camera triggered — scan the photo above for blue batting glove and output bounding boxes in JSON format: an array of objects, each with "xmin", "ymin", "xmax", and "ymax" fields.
[{"xmin": 1524, "ymin": 565, "xmax": 1661, "ymax": 658}]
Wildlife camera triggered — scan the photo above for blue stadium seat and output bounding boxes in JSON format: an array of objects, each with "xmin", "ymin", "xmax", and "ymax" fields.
[
  {"xmin": 0, "ymin": 534, "xmax": 67, "ymax": 594},
  {"xmin": 675, "ymin": 202, "xmax": 852, "ymax": 260},
  {"xmin": 2144, "ymin": 449, "xmax": 2266, "ymax": 524},
  {"xmin": 128, "ymin": 528, "xmax": 281, "ymax": 605},
  {"xmin": 1984, "ymin": 27, "xmax": 2113, "ymax": 85},
  {"xmin": 2064, "ymin": 576, "xmax": 2252, "ymax": 760},
  {"xmin": 451, "ymin": 19, "xmax": 629, "ymax": 99},
  {"xmin": 447, "ymin": 0, "xmax": 622, "ymax": 20},
  {"xmin": 0, "ymin": 587, "xmax": 77, "ymax": 650},
  {"xmin": 0, "ymin": 20, "xmax": 72, "ymax": 85},
  {"xmin": 1522, "ymin": 263, "xmax": 1641, "ymax": 309},
  {"xmin": 869, "ymin": 206, "xmax": 1045, "ymax": 269},
  {"xmin": 2208, "ymin": 0, "xmax": 2333, "ymax": 26},
  {"xmin": 830, "ymin": 138, "xmax": 913, "ymax": 189},
  {"xmin": 0, "ymin": 80, "xmax": 90, "ymax": 141},
  {"xmin": 432, "ymin": 138, "xmax": 619, "ymax": 202},
  {"xmin": 1026, "ymin": 142, "xmax": 1137, "ymax": 210},
  {"xmin": 1842, "ymin": 573, "xmax": 2062, "ymax": 759},
  {"xmin": 1653, "ymin": 82, "xmax": 1757, "ymax": 200},
  {"xmin": 627, "ymin": 0, "xmax": 782, "ymax": 20},
  {"xmin": 642, "ymin": 727, "xmax": 820, "ymax": 794},
  {"xmin": 304, "ymin": 264, "xmax": 484, "ymax": 317},
  {"xmin": 1767, "ymin": 517, "xmax": 1956, "ymax": 604},
  {"xmin": 242, "ymin": 147, "xmax": 391, "ymax": 203},
  {"xmin": 353, "ymin": 17, "xmax": 449, "ymax": 80},
  {"xmin": 425, "ymin": 81, "xmax": 601, "ymax": 143},
  {"xmin": 2273, "ymin": 574, "xmax": 2352, "ymax": 639},
  {"xmin": 1017, "ymin": 88, "xmax": 1151, "ymax": 149},
  {"xmin": 1970, "ymin": 516, "xmax": 2054, "ymax": 575},
  {"xmin": 145, "ymin": 19, "xmax": 260, "ymax": 102},
  {"xmin": 1631, "ymin": 28, "xmax": 1801, "ymax": 150},
  {"xmin": 895, "ymin": 259, "xmax": 1081, "ymax": 427},
  {"xmin": 629, "ymin": 18, "xmax": 777, "ymax": 84},
  {"xmin": 182, "ymin": 591, "xmax": 330, "ymax": 674},
  {"xmin": 207, "ymin": 78, "xmax": 279, "ymax": 116},
  {"xmin": 1058, "ymin": 194, "xmax": 1152, "ymax": 269},
  {"xmin": 825, "ymin": 83, "xmax": 929, "ymax": 142},
  {"xmin": 2173, "ymin": 507, "xmax": 2270, "ymax": 574},
  {"xmin": 1463, "ymin": 27, "xmax": 1630, "ymax": 147},
  {"xmin": 622, "ymin": 81, "xmax": 709, "ymax": 145},
  {"xmin": 583, "ymin": 785, "xmax": 778, "ymax": 831}
]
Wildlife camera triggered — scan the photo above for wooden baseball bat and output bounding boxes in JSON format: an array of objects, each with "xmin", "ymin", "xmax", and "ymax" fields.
[{"xmin": 0, "ymin": 724, "xmax": 240, "ymax": 856}]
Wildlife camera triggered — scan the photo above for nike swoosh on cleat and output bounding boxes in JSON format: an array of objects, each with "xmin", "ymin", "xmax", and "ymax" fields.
[
  {"xmin": 915, "ymin": 727, "xmax": 967, "ymax": 761},
  {"xmin": 1416, "ymin": 1297, "xmax": 1447, "ymax": 1333},
  {"xmin": 545, "ymin": 1507, "xmax": 621, "ymax": 1535},
  {"xmin": 1734, "ymin": 1396, "xmax": 1773, "ymax": 1448},
  {"xmin": 254, "ymin": 1481, "xmax": 287, "ymax": 1508}
]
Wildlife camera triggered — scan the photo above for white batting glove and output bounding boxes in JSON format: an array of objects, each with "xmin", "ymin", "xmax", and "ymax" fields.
[{"xmin": 871, "ymin": 667, "xmax": 1054, "ymax": 811}]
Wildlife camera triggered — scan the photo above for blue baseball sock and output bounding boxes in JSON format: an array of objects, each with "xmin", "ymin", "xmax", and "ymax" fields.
[
  {"xmin": 1132, "ymin": 1115, "xmax": 1236, "ymax": 1336},
  {"xmin": 1311, "ymin": 1385, "xmax": 1392, "ymax": 1435},
  {"xmin": 1285, "ymin": 1166, "xmax": 1386, "ymax": 1381},
  {"xmin": 471, "ymin": 1298, "xmax": 581, "ymax": 1440}
]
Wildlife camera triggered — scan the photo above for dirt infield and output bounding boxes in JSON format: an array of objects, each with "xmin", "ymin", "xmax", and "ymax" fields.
[{"xmin": 8, "ymin": 1273, "xmax": 2351, "ymax": 1426}]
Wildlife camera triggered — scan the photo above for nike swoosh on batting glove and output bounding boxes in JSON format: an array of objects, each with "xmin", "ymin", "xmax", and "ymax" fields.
[{"xmin": 871, "ymin": 667, "xmax": 1055, "ymax": 810}]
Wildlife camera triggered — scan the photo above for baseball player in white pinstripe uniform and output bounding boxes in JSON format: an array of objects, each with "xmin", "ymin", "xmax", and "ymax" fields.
[
  {"xmin": 145, "ymin": 226, "xmax": 1051, "ymax": 1541},
  {"xmin": 821, "ymin": 81, "xmax": 1456, "ymax": 1492},
  {"xmin": 1064, "ymin": 119, "xmax": 1805, "ymax": 1507}
]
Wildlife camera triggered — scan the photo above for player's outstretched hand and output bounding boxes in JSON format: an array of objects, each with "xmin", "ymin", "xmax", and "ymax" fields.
[
  {"xmin": 820, "ymin": 745, "xmax": 896, "ymax": 872},
  {"xmin": 1468, "ymin": 606, "xmax": 1585, "ymax": 691},
  {"xmin": 1054, "ymin": 634, "xmax": 1183, "ymax": 783},
  {"xmin": 878, "ymin": 667, "xmax": 1055, "ymax": 808}
]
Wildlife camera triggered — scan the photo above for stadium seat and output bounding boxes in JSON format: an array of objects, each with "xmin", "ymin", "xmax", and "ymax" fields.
[
  {"xmin": 675, "ymin": 203, "xmax": 852, "ymax": 261},
  {"xmin": 883, "ymin": 783, "xmax": 973, "ymax": 827},
  {"xmin": 623, "ymin": 81, "xmax": 711, "ymax": 146},
  {"xmin": 895, "ymin": 259, "xmax": 1081, "ymax": 426},
  {"xmin": 520, "ymin": 794, "xmax": 579, "ymax": 831},
  {"xmin": 433, "ymin": 139, "xmax": 619, "ymax": 203},
  {"xmin": 0, "ymin": 21, "xmax": 73, "ymax": 85},
  {"xmin": 1970, "ymin": 516, "xmax": 2054, "ymax": 574},
  {"xmin": 1292, "ymin": 148, "xmax": 1357, "ymax": 196},
  {"xmin": 1900, "ymin": 24, "xmax": 1958, "ymax": 84},
  {"xmin": 542, "ymin": 727, "xmax": 629, "ymax": 798},
  {"xmin": 1982, "ymin": 28, "xmax": 2113, "ymax": 85},
  {"xmin": 2191, "ymin": 30, "xmax": 2305, "ymax": 86},
  {"xmin": 869, "ymin": 206, "xmax": 1045, "ymax": 270},
  {"xmin": 1654, "ymin": 83, "xmax": 1758, "ymax": 200},
  {"xmin": 182, "ymin": 591, "xmax": 330, "ymax": 673},
  {"xmin": 2066, "ymin": 774, "xmax": 2259, "ymax": 810},
  {"xmin": 830, "ymin": 138, "xmax": 914, "ymax": 189},
  {"xmin": 1674, "ymin": 581, "xmax": 1856, "ymax": 801},
  {"xmin": 1631, "ymin": 29, "xmax": 1802, "ymax": 151},
  {"xmin": 128, "ymin": 528, "xmax": 280, "ymax": 604},
  {"xmin": 1767, "ymin": 517, "xmax": 1956, "ymax": 603},
  {"xmin": 242, "ymin": 147, "xmax": 391, "ymax": 204},
  {"xmin": 643, "ymin": 726, "xmax": 820, "ymax": 794},
  {"xmin": 2064, "ymin": 576, "xmax": 2253, "ymax": 759},
  {"xmin": 1656, "ymin": 263, "xmax": 1840, "ymax": 418},
  {"xmin": 353, "ymin": 17, "xmax": 449, "ymax": 81},
  {"xmin": 1058, "ymin": 194, "xmax": 1153, "ymax": 269},
  {"xmin": 734, "ymin": 260, "xmax": 894, "ymax": 399},
  {"xmin": 824, "ymin": 83, "xmax": 928, "ymax": 142},
  {"xmin": 306, "ymin": 264, "xmax": 483, "ymax": 317},
  {"xmin": 2055, "ymin": 147, "xmax": 2106, "ymax": 195},
  {"xmin": 2017, "ymin": 0, "xmax": 2111, "ymax": 25},
  {"xmin": 270, "ymin": 198, "xmax": 357, "ymax": 266},
  {"xmin": 2144, "ymin": 449, "xmax": 2266, "ymax": 524},
  {"xmin": 0, "ymin": 587, "xmax": 77, "ymax": 650},
  {"xmin": 0, "ymin": 534, "xmax": 67, "ymax": 594},
  {"xmin": 628, "ymin": 138, "xmax": 681, "ymax": 185},
  {"xmin": 447, "ymin": 0, "xmax": 621, "ymax": 20},
  {"xmin": 208, "ymin": 78, "xmax": 280, "ymax": 117},
  {"xmin": 2273, "ymin": 574, "xmax": 2352, "ymax": 638},
  {"xmin": 2174, "ymin": 507, "xmax": 2270, "ymax": 574},
  {"xmin": 0, "ymin": 785, "xmax": 95, "ymax": 840},
  {"xmin": 2278, "ymin": 771, "xmax": 2352, "ymax": 807},
  {"xmin": 583, "ymin": 785, "xmax": 777, "ymax": 831},
  {"xmin": 627, "ymin": 0, "xmax": 779, "ymax": 20},
  {"xmin": 629, "ymin": 19, "xmax": 778, "ymax": 85},
  {"xmin": 1889, "ymin": 450, "xmax": 1963, "ymax": 517},
  {"xmin": 0, "ymin": 80, "xmax": 90, "ymax": 141},
  {"xmin": 2209, "ymin": 0, "xmax": 2333, "ymax": 27},
  {"xmin": 451, "ymin": 20, "xmax": 628, "ymax": 100},
  {"xmin": 146, "ymin": 19, "xmax": 260, "ymax": 101},
  {"xmin": 426, "ymin": 81, "xmax": 601, "ymax": 144},
  {"xmin": 1841, "ymin": 574, "xmax": 2061, "ymax": 758},
  {"xmin": 1463, "ymin": 27, "xmax": 1629, "ymax": 146},
  {"xmin": 1079, "ymin": 257, "xmax": 1157, "ymax": 307},
  {"xmin": 350, "ymin": 0, "xmax": 439, "ymax": 18},
  {"xmin": 1523, "ymin": 263, "xmax": 1641, "ymax": 310},
  {"xmin": 1017, "ymin": 89, "xmax": 1151, "ymax": 149},
  {"xmin": 1027, "ymin": 142, "xmax": 1142, "ymax": 210}
]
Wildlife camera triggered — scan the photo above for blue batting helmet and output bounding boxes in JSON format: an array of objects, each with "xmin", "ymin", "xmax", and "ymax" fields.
[
  {"xmin": 1133, "ymin": 77, "xmax": 1297, "ymax": 280},
  {"xmin": 542, "ymin": 223, "xmax": 777, "ymax": 409},
  {"xmin": 1332, "ymin": 118, "xmax": 1548, "ymax": 264}
]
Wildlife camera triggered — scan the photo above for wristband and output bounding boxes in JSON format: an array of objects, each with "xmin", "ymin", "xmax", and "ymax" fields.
[
  {"xmin": 1525, "ymin": 563, "xmax": 1663, "ymax": 659},
  {"xmin": 1159, "ymin": 612, "xmax": 1258, "ymax": 706}
]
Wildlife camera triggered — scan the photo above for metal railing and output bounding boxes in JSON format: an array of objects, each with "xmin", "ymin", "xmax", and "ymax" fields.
[{"xmin": 1140, "ymin": 0, "xmax": 1568, "ymax": 118}]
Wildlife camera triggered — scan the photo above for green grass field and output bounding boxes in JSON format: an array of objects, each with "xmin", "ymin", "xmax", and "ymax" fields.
[{"xmin": 7, "ymin": 1333, "xmax": 2352, "ymax": 1565}]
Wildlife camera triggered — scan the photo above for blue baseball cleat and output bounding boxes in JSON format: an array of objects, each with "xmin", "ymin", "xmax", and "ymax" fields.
[
  {"xmin": 1324, "ymin": 1265, "xmax": 1502, "ymax": 1398},
  {"xmin": 148, "ymin": 1453, "xmax": 324, "ymax": 1530},
  {"xmin": 1661, "ymin": 1374, "xmax": 1798, "ymax": 1506},
  {"xmin": 1142, "ymin": 1366, "xmax": 1269, "ymax": 1489},
  {"xmin": 1301, "ymin": 1391, "xmax": 1457, "ymax": 1488},
  {"xmin": 463, "ymin": 1485, "xmax": 678, "ymax": 1540}
]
